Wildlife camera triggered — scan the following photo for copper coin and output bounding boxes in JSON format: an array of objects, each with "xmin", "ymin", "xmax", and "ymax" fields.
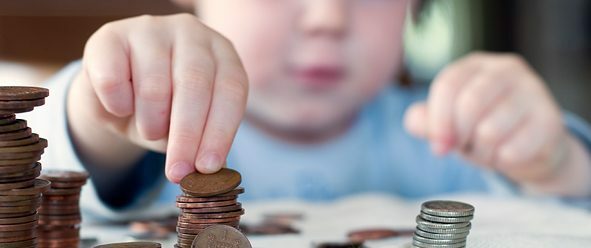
[
  {"xmin": 0, "ymin": 228, "xmax": 35, "ymax": 238},
  {"xmin": 0, "ymin": 179, "xmax": 35, "ymax": 191},
  {"xmin": 0, "ymin": 238, "xmax": 37, "ymax": 247},
  {"xmin": 0, "ymin": 197, "xmax": 41, "ymax": 207},
  {"xmin": 180, "ymin": 203, "xmax": 242, "ymax": 214},
  {"xmin": 176, "ymin": 199, "xmax": 237, "ymax": 209},
  {"xmin": 94, "ymin": 241, "xmax": 162, "ymax": 248},
  {"xmin": 46, "ymin": 180, "xmax": 87, "ymax": 188},
  {"xmin": 0, "ymin": 128, "xmax": 32, "ymax": 141},
  {"xmin": 0, "ymin": 213, "xmax": 37, "ymax": 225},
  {"xmin": 0, "ymin": 120, "xmax": 27, "ymax": 133},
  {"xmin": 0, "ymin": 150, "xmax": 43, "ymax": 160},
  {"xmin": 180, "ymin": 168, "xmax": 241, "ymax": 197},
  {"xmin": 191, "ymin": 225, "xmax": 251, "ymax": 248},
  {"xmin": 181, "ymin": 209, "xmax": 244, "ymax": 219},
  {"xmin": 41, "ymin": 170, "xmax": 89, "ymax": 182},
  {"xmin": 0, "ymin": 114, "xmax": 16, "ymax": 125},
  {"xmin": 176, "ymin": 195, "xmax": 237, "ymax": 203},
  {"xmin": 0, "ymin": 107, "xmax": 34, "ymax": 114},
  {"xmin": 0, "ymin": 134, "xmax": 39, "ymax": 148},
  {"xmin": 0, "ymin": 139, "xmax": 47, "ymax": 153},
  {"xmin": 0, "ymin": 98, "xmax": 45, "ymax": 109},
  {"xmin": 0, "ymin": 179, "xmax": 50, "ymax": 196},
  {"xmin": 177, "ymin": 220, "xmax": 239, "ymax": 229},
  {"xmin": 0, "ymin": 194, "xmax": 40, "ymax": 202},
  {"xmin": 0, "ymin": 156, "xmax": 41, "ymax": 166},
  {"xmin": 0, "ymin": 87, "xmax": 49, "ymax": 101},
  {"xmin": 347, "ymin": 228, "xmax": 415, "ymax": 242},
  {"xmin": 0, "ymin": 220, "xmax": 37, "ymax": 231},
  {"xmin": 0, "ymin": 163, "xmax": 37, "ymax": 174},
  {"xmin": 42, "ymin": 187, "xmax": 80, "ymax": 196},
  {"xmin": 239, "ymin": 222, "xmax": 300, "ymax": 235},
  {"xmin": 0, "ymin": 210, "xmax": 36, "ymax": 218},
  {"xmin": 178, "ymin": 216, "xmax": 240, "ymax": 224},
  {"xmin": 312, "ymin": 241, "xmax": 365, "ymax": 248}
]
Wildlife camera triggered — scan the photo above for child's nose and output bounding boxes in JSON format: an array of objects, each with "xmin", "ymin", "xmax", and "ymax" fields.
[{"xmin": 300, "ymin": 0, "xmax": 348, "ymax": 39}]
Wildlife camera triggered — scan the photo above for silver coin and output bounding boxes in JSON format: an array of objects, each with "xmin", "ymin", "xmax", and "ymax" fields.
[
  {"xmin": 420, "ymin": 212, "xmax": 473, "ymax": 224},
  {"xmin": 412, "ymin": 239, "xmax": 466, "ymax": 248},
  {"xmin": 414, "ymin": 230, "xmax": 469, "ymax": 240},
  {"xmin": 413, "ymin": 235, "xmax": 466, "ymax": 245},
  {"xmin": 421, "ymin": 201, "xmax": 474, "ymax": 217},
  {"xmin": 416, "ymin": 216, "xmax": 470, "ymax": 229},
  {"xmin": 417, "ymin": 223, "xmax": 471, "ymax": 234}
]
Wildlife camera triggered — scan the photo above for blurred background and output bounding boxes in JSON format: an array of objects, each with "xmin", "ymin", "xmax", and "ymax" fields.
[{"xmin": 0, "ymin": 0, "xmax": 589, "ymax": 121}]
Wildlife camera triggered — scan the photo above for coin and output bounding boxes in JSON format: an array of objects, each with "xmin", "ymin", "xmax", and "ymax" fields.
[
  {"xmin": 419, "ymin": 212, "xmax": 473, "ymax": 224},
  {"xmin": 94, "ymin": 241, "xmax": 162, "ymax": 248},
  {"xmin": 421, "ymin": 200, "xmax": 474, "ymax": 217},
  {"xmin": 191, "ymin": 225, "xmax": 251, "ymax": 248},
  {"xmin": 0, "ymin": 87, "xmax": 49, "ymax": 101},
  {"xmin": 347, "ymin": 228, "xmax": 414, "ymax": 242},
  {"xmin": 180, "ymin": 168, "xmax": 241, "ymax": 197}
]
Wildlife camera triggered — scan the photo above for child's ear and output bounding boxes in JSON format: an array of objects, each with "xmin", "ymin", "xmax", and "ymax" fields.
[{"xmin": 171, "ymin": 0, "xmax": 195, "ymax": 10}]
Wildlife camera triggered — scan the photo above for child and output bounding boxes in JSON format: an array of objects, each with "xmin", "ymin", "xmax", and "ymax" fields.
[{"xmin": 30, "ymin": 0, "xmax": 591, "ymax": 220}]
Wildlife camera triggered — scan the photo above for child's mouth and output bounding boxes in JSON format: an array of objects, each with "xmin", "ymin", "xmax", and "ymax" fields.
[{"xmin": 289, "ymin": 65, "xmax": 345, "ymax": 90}]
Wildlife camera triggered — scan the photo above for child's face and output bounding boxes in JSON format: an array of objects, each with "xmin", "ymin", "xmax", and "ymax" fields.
[{"xmin": 199, "ymin": 0, "xmax": 410, "ymax": 133}]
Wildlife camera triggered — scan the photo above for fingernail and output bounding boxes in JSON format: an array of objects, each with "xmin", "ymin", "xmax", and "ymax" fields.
[
  {"xmin": 198, "ymin": 153, "xmax": 222, "ymax": 174},
  {"xmin": 169, "ymin": 162, "xmax": 194, "ymax": 182}
]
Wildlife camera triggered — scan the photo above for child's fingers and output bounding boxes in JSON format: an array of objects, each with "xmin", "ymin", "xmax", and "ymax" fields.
[
  {"xmin": 129, "ymin": 31, "xmax": 173, "ymax": 141},
  {"xmin": 195, "ymin": 38, "xmax": 248, "ymax": 174},
  {"xmin": 463, "ymin": 91, "xmax": 530, "ymax": 167},
  {"xmin": 427, "ymin": 55, "xmax": 482, "ymax": 155},
  {"xmin": 165, "ymin": 43, "xmax": 216, "ymax": 183},
  {"xmin": 83, "ymin": 25, "xmax": 134, "ymax": 117},
  {"xmin": 454, "ymin": 70, "xmax": 512, "ymax": 151},
  {"xmin": 497, "ymin": 111, "xmax": 554, "ymax": 167},
  {"xmin": 403, "ymin": 102, "xmax": 428, "ymax": 139}
]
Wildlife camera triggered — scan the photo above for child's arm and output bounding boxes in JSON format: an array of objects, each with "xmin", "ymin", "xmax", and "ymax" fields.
[
  {"xmin": 404, "ymin": 52, "xmax": 591, "ymax": 198},
  {"xmin": 67, "ymin": 14, "xmax": 248, "ymax": 184}
]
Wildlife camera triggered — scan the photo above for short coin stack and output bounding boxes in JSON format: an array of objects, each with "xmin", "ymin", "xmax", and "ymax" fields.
[
  {"xmin": 413, "ymin": 200, "xmax": 474, "ymax": 248},
  {"xmin": 38, "ymin": 170, "xmax": 89, "ymax": 248},
  {"xmin": 175, "ymin": 168, "xmax": 245, "ymax": 248},
  {"xmin": 0, "ymin": 86, "xmax": 51, "ymax": 247}
]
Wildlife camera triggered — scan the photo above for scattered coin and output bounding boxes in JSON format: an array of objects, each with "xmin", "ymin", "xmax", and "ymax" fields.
[
  {"xmin": 347, "ymin": 228, "xmax": 414, "ymax": 242},
  {"xmin": 239, "ymin": 222, "xmax": 300, "ymax": 235},
  {"xmin": 94, "ymin": 241, "xmax": 162, "ymax": 248},
  {"xmin": 191, "ymin": 225, "xmax": 251, "ymax": 248}
]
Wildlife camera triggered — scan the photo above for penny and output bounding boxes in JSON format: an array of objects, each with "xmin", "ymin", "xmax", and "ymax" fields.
[
  {"xmin": 180, "ymin": 168, "xmax": 242, "ymax": 197},
  {"xmin": 177, "ymin": 220, "xmax": 239, "ymax": 229},
  {"xmin": 0, "ymin": 197, "xmax": 41, "ymax": 207},
  {"xmin": 176, "ymin": 199, "xmax": 237, "ymax": 209},
  {"xmin": 191, "ymin": 225, "xmax": 251, "ymax": 248},
  {"xmin": 0, "ymin": 179, "xmax": 50, "ymax": 196},
  {"xmin": 421, "ymin": 200, "xmax": 475, "ymax": 217},
  {"xmin": 0, "ymin": 220, "xmax": 37, "ymax": 231},
  {"xmin": 0, "ymin": 150, "xmax": 43, "ymax": 160},
  {"xmin": 94, "ymin": 241, "xmax": 162, "ymax": 248},
  {"xmin": 178, "ymin": 216, "xmax": 240, "ymax": 224},
  {"xmin": 181, "ymin": 209, "xmax": 245, "ymax": 219},
  {"xmin": 0, "ymin": 98, "xmax": 45, "ymax": 109},
  {"xmin": 0, "ymin": 179, "xmax": 35, "ymax": 191},
  {"xmin": 312, "ymin": 241, "xmax": 365, "ymax": 248},
  {"xmin": 0, "ymin": 107, "xmax": 34, "ymax": 115},
  {"xmin": 176, "ymin": 195, "xmax": 237, "ymax": 203},
  {"xmin": 40, "ymin": 170, "xmax": 89, "ymax": 182},
  {"xmin": 0, "ymin": 120, "xmax": 27, "ymax": 133},
  {"xmin": 347, "ymin": 228, "xmax": 414, "ymax": 242},
  {"xmin": 0, "ymin": 138, "xmax": 47, "ymax": 153},
  {"xmin": 0, "ymin": 213, "xmax": 37, "ymax": 225},
  {"xmin": 0, "ymin": 156, "xmax": 41, "ymax": 166},
  {"xmin": 239, "ymin": 222, "xmax": 300, "ymax": 236},
  {"xmin": 180, "ymin": 203, "xmax": 242, "ymax": 214},
  {"xmin": 0, "ymin": 163, "xmax": 37, "ymax": 174},
  {"xmin": 0, "ymin": 87, "xmax": 49, "ymax": 101},
  {"xmin": 0, "ymin": 238, "xmax": 37, "ymax": 248},
  {"xmin": 0, "ymin": 128, "xmax": 32, "ymax": 141},
  {"xmin": 0, "ymin": 114, "xmax": 16, "ymax": 125},
  {"xmin": 0, "ymin": 194, "xmax": 41, "ymax": 202},
  {"xmin": 0, "ymin": 133, "xmax": 39, "ymax": 147}
]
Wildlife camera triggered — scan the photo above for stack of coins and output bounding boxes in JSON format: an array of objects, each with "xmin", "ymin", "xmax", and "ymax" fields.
[
  {"xmin": 175, "ymin": 168, "xmax": 245, "ymax": 248},
  {"xmin": 37, "ymin": 170, "xmax": 89, "ymax": 248},
  {"xmin": 413, "ymin": 200, "xmax": 474, "ymax": 248},
  {"xmin": 0, "ymin": 86, "xmax": 51, "ymax": 247}
]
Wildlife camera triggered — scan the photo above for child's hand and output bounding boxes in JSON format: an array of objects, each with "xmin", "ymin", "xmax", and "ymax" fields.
[
  {"xmin": 68, "ymin": 14, "xmax": 248, "ymax": 183},
  {"xmin": 404, "ymin": 52, "xmax": 591, "ymax": 196}
]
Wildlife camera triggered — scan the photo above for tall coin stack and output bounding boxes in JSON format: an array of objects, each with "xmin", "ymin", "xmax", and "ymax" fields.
[
  {"xmin": 0, "ymin": 86, "xmax": 51, "ymax": 247},
  {"xmin": 38, "ymin": 170, "xmax": 89, "ymax": 248},
  {"xmin": 413, "ymin": 200, "xmax": 474, "ymax": 248},
  {"xmin": 175, "ymin": 168, "xmax": 245, "ymax": 248}
]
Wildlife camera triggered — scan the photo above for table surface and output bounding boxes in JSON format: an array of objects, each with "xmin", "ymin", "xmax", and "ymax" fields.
[{"xmin": 81, "ymin": 193, "xmax": 591, "ymax": 248}]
